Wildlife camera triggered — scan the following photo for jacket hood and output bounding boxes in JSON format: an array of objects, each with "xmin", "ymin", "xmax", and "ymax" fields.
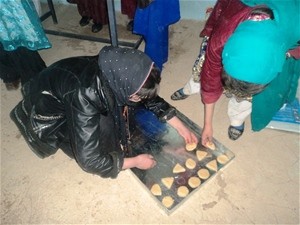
[{"xmin": 98, "ymin": 46, "xmax": 154, "ymax": 106}]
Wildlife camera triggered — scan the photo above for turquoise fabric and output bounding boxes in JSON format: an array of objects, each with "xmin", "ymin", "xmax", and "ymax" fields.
[
  {"xmin": 243, "ymin": 0, "xmax": 300, "ymax": 131},
  {"xmin": 222, "ymin": 20, "xmax": 286, "ymax": 84},
  {"xmin": 0, "ymin": 0, "xmax": 51, "ymax": 51},
  {"xmin": 223, "ymin": 0, "xmax": 300, "ymax": 84},
  {"xmin": 251, "ymin": 58, "xmax": 300, "ymax": 131},
  {"xmin": 241, "ymin": 0, "xmax": 300, "ymax": 46}
]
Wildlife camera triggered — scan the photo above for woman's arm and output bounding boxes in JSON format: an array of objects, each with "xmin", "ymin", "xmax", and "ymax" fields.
[
  {"xmin": 167, "ymin": 116, "xmax": 198, "ymax": 144},
  {"xmin": 65, "ymin": 87, "xmax": 124, "ymax": 179},
  {"xmin": 144, "ymin": 96, "xmax": 198, "ymax": 144}
]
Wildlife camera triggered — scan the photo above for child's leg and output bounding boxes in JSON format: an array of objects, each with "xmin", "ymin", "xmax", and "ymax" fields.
[
  {"xmin": 227, "ymin": 98, "xmax": 252, "ymax": 126},
  {"xmin": 182, "ymin": 77, "xmax": 200, "ymax": 95},
  {"xmin": 227, "ymin": 98, "xmax": 252, "ymax": 140}
]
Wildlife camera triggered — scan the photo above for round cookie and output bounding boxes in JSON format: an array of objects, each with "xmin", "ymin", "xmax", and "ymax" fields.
[
  {"xmin": 217, "ymin": 154, "xmax": 229, "ymax": 165},
  {"xmin": 197, "ymin": 168, "xmax": 210, "ymax": 180},
  {"xmin": 185, "ymin": 142, "xmax": 197, "ymax": 151},
  {"xmin": 177, "ymin": 186, "xmax": 189, "ymax": 197},
  {"xmin": 162, "ymin": 196, "xmax": 174, "ymax": 208},
  {"xmin": 185, "ymin": 158, "xmax": 196, "ymax": 169},
  {"xmin": 188, "ymin": 176, "xmax": 201, "ymax": 188}
]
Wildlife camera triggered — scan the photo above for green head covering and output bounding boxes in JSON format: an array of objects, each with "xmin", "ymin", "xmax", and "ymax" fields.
[{"xmin": 222, "ymin": 20, "xmax": 286, "ymax": 84}]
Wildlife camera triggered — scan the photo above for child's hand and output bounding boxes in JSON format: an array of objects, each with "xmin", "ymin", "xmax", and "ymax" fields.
[{"xmin": 201, "ymin": 125, "xmax": 213, "ymax": 146}]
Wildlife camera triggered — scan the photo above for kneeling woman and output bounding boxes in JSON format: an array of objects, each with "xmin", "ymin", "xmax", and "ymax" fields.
[{"xmin": 10, "ymin": 46, "xmax": 198, "ymax": 179}]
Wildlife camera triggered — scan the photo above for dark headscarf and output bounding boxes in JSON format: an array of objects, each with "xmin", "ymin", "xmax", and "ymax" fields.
[
  {"xmin": 98, "ymin": 46, "xmax": 154, "ymax": 106},
  {"xmin": 98, "ymin": 46, "xmax": 154, "ymax": 154}
]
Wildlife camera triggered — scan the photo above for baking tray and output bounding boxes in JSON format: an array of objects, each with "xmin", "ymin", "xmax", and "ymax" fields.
[{"xmin": 128, "ymin": 107, "xmax": 235, "ymax": 214}]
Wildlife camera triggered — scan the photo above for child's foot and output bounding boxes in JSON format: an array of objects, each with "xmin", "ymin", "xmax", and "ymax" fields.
[
  {"xmin": 171, "ymin": 88, "xmax": 189, "ymax": 100},
  {"xmin": 228, "ymin": 123, "xmax": 245, "ymax": 140}
]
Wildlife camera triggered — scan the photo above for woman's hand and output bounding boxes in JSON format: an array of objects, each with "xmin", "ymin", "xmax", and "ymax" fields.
[
  {"xmin": 135, "ymin": 154, "xmax": 157, "ymax": 170},
  {"xmin": 167, "ymin": 116, "xmax": 199, "ymax": 144},
  {"xmin": 123, "ymin": 154, "xmax": 156, "ymax": 170}
]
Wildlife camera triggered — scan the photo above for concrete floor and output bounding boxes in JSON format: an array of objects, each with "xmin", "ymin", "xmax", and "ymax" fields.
[{"xmin": 1, "ymin": 4, "xmax": 299, "ymax": 225}]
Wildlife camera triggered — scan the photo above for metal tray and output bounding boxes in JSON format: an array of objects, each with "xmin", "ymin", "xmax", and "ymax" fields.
[{"xmin": 128, "ymin": 108, "xmax": 235, "ymax": 214}]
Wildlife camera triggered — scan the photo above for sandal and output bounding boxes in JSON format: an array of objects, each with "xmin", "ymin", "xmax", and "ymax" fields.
[
  {"xmin": 171, "ymin": 88, "xmax": 189, "ymax": 101},
  {"xmin": 228, "ymin": 123, "xmax": 244, "ymax": 140}
]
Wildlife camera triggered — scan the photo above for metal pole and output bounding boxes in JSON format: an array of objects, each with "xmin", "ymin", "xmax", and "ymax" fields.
[{"xmin": 106, "ymin": 0, "xmax": 118, "ymax": 47}]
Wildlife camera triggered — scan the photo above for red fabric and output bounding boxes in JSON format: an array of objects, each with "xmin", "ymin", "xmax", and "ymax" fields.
[
  {"xmin": 75, "ymin": 0, "xmax": 108, "ymax": 24},
  {"xmin": 121, "ymin": 0, "xmax": 137, "ymax": 19},
  {"xmin": 288, "ymin": 46, "xmax": 300, "ymax": 59},
  {"xmin": 199, "ymin": 0, "xmax": 254, "ymax": 104}
]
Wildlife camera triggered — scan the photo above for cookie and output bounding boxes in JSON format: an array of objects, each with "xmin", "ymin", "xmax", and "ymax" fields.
[
  {"xmin": 185, "ymin": 158, "xmax": 196, "ymax": 169},
  {"xmin": 162, "ymin": 196, "xmax": 174, "ymax": 208},
  {"xmin": 185, "ymin": 142, "xmax": 197, "ymax": 151},
  {"xmin": 217, "ymin": 154, "xmax": 229, "ymax": 165},
  {"xmin": 197, "ymin": 168, "xmax": 210, "ymax": 180},
  {"xmin": 206, "ymin": 159, "xmax": 218, "ymax": 172},
  {"xmin": 196, "ymin": 150, "xmax": 208, "ymax": 161},
  {"xmin": 161, "ymin": 177, "xmax": 174, "ymax": 189},
  {"xmin": 188, "ymin": 176, "xmax": 201, "ymax": 188},
  {"xmin": 177, "ymin": 186, "xmax": 189, "ymax": 197},
  {"xmin": 173, "ymin": 163, "xmax": 186, "ymax": 173},
  {"xmin": 205, "ymin": 141, "xmax": 216, "ymax": 150},
  {"xmin": 150, "ymin": 183, "xmax": 162, "ymax": 196}
]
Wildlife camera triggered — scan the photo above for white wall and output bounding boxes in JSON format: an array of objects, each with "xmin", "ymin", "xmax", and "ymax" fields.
[{"xmin": 42, "ymin": 0, "xmax": 217, "ymax": 21}]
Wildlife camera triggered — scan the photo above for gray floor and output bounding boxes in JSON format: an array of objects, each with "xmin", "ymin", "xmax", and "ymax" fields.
[{"xmin": 1, "ymin": 4, "xmax": 299, "ymax": 225}]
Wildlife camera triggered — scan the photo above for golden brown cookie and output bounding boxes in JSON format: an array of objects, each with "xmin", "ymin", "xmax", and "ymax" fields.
[
  {"xmin": 177, "ymin": 186, "xmax": 189, "ymax": 197},
  {"xmin": 217, "ymin": 154, "xmax": 229, "ymax": 165},
  {"xmin": 150, "ymin": 183, "xmax": 162, "ymax": 196},
  {"xmin": 185, "ymin": 142, "xmax": 197, "ymax": 151},
  {"xmin": 206, "ymin": 159, "xmax": 218, "ymax": 172},
  {"xmin": 188, "ymin": 176, "xmax": 201, "ymax": 188},
  {"xmin": 173, "ymin": 163, "xmax": 186, "ymax": 173},
  {"xmin": 162, "ymin": 196, "xmax": 174, "ymax": 208},
  {"xmin": 196, "ymin": 150, "xmax": 208, "ymax": 161},
  {"xmin": 197, "ymin": 168, "xmax": 210, "ymax": 180},
  {"xmin": 161, "ymin": 177, "xmax": 174, "ymax": 189},
  {"xmin": 185, "ymin": 158, "xmax": 196, "ymax": 169},
  {"xmin": 205, "ymin": 141, "xmax": 216, "ymax": 150}
]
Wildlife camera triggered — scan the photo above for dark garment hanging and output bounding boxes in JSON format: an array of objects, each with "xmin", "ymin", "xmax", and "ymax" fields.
[
  {"xmin": 74, "ymin": 0, "xmax": 109, "ymax": 25},
  {"xmin": 0, "ymin": 44, "xmax": 46, "ymax": 84},
  {"xmin": 121, "ymin": 0, "xmax": 137, "ymax": 20}
]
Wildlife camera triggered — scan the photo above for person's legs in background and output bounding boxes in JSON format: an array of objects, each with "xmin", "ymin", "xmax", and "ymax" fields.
[
  {"xmin": 73, "ymin": 0, "xmax": 108, "ymax": 33},
  {"xmin": 89, "ymin": 0, "xmax": 108, "ymax": 33},
  {"xmin": 121, "ymin": 0, "xmax": 137, "ymax": 31},
  {"xmin": 74, "ymin": 0, "xmax": 91, "ymax": 26}
]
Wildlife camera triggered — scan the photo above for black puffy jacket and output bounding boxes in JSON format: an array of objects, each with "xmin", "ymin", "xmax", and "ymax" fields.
[{"xmin": 10, "ymin": 56, "xmax": 175, "ymax": 178}]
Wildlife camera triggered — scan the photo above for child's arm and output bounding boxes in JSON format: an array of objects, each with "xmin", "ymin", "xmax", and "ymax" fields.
[{"xmin": 201, "ymin": 102, "xmax": 215, "ymax": 146}]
